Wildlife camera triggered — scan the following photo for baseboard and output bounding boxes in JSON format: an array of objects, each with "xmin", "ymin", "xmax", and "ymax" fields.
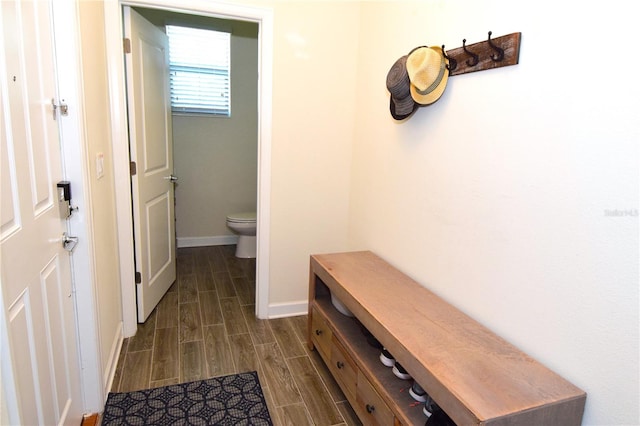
[
  {"xmin": 267, "ymin": 300, "xmax": 309, "ymax": 319},
  {"xmin": 103, "ymin": 322, "xmax": 123, "ymax": 397},
  {"xmin": 177, "ymin": 235, "xmax": 239, "ymax": 248}
]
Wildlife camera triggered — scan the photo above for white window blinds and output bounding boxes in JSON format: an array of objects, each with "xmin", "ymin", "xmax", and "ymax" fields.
[{"xmin": 166, "ymin": 25, "xmax": 231, "ymax": 116}]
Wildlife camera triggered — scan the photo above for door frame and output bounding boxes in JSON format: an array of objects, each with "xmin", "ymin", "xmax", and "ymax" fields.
[
  {"xmin": 104, "ymin": 0, "xmax": 273, "ymax": 336},
  {"xmin": 52, "ymin": 0, "xmax": 104, "ymax": 413}
]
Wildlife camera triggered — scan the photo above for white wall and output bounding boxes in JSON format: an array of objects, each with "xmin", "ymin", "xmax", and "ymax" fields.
[
  {"xmin": 77, "ymin": 0, "xmax": 123, "ymax": 402},
  {"xmin": 82, "ymin": 0, "xmax": 638, "ymax": 421},
  {"xmin": 267, "ymin": 1, "xmax": 361, "ymax": 308},
  {"xmin": 349, "ymin": 1, "xmax": 639, "ymax": 425}
]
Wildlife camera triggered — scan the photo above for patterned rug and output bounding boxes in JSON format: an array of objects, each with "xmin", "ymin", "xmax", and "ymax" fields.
[{"xmin": 102, "ymin": 371, "xmax": 272, "ymax": 425}]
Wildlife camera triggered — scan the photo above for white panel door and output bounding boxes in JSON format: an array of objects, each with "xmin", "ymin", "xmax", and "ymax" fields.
[
  {"xmin": 123, "ymin": 7, "xmax": 177, "ymax": 323},
  {"xmin": 0, "ymin": 0, "xmax": 82, "ymax": 424}
]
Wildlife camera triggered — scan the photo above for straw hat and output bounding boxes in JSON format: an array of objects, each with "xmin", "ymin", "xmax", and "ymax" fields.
[
  {"xmin": 406, "ymin": 46, "xmax": 449, "ymax": 105},
  {"xmin": 386, "ymin": 55, "xmax": 418, "ymax": 120}
]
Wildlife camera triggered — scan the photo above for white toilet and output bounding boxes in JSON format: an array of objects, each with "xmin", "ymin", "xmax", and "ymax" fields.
[{"xmin": 225, "ymin": 212, "xmax": 257, "ymax": 258}]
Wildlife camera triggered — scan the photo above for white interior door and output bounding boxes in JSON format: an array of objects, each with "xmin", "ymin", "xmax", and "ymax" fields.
[
  {"xmin": 0, "ymin": 0, "xmax": 82, "ymax": 423},
  {"xmin": 123, "ymin": 6, "xmax": 177, "ymax": 323}
]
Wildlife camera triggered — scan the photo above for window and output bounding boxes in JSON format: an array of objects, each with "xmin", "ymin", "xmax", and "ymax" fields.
[{"xmin": 166, "ymin": 25, "xmax": 231, "ymax": 116}]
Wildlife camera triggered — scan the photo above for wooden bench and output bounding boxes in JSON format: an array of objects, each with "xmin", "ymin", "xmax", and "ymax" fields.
[{"xmin": 307, "ymin": 251, "xmax": 586, "ymax": 425}]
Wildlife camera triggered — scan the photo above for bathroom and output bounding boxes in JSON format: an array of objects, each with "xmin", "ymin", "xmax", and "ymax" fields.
[{"xmin": 135, "ymin": 7, "xmax": 259, "ymax": 258}]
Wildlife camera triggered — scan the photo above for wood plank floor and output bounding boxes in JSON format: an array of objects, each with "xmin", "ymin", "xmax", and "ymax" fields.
[{"xmin": 111, "ymin": 245, "xmax": 361, "ymax": 426}]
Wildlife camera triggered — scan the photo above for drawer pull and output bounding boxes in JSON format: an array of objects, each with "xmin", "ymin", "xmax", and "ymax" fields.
[
  {"xmin": 366, "ymin": 404, "xmax": 375, "ymax": 414},
  {"xmin": 315, "ymin": 329, "xmax": 322, "ymax": 336},
  {"xmin": 336, "ymin": 361, "xmax": 344, "ymax": 369}
]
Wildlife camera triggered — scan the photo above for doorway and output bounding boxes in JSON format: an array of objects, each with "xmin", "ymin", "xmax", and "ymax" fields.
[
  {"xmin": 104, "ymin": 1, "xmax": 273, "ymax": 337},
  {"xmin": 125, "ymin": 5, "xmax": 259, "ymax": 322}
]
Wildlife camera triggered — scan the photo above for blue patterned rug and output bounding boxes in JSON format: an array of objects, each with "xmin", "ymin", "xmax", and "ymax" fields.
[{"xmin": 102, "ymin": 371, "xmax": 272, "ymax": 425}]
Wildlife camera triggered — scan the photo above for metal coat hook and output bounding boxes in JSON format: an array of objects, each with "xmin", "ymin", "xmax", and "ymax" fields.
[
  {"xmin": 487, "ymin": 31, "xmax": 505, "ymax": 62},
  {"xmin": 442, "ymin": 32, "xmax": 521, "ymax": 77},
  {"xmin": 462, "ymin": 39, "xmax": 479, "ymax": 67},
  {"xmin": 442, "ymin": 45, "xmax": 457, "ymax": 74}
]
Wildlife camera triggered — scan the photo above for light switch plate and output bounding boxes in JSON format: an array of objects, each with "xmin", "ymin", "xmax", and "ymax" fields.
[{"xmin": 96, "ymin": 152, "xmax": 104, "ymax": 179}]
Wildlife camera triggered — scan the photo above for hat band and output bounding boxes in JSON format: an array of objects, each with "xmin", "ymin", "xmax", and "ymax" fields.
[{"xmin": 414, "ymin": 56, "xmax": 446, "ymax": 96}]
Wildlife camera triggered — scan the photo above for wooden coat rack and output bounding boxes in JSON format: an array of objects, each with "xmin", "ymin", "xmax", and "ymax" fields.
[{"xmin": 443, "ymin": 31, "xmax": 521, "ymax": 76}]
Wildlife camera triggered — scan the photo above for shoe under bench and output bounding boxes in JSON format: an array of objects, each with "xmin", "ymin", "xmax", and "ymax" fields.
[{"xmin": 307, "ymin": 250, "xmax": 586, "ymax": 426}]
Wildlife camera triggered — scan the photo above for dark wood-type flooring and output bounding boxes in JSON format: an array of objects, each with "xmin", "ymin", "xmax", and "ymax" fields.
[{"xmin": 111, "ymin": 245, "xmax": 361, "ymax": 426}]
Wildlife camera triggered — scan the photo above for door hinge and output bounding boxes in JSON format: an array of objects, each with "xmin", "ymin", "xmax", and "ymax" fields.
[
  {"xmin": 123, "ymin": 38, "xmax": 131, "ymax": 54},
  {"xmin": 130, "ymin": 161, "xmax": 137, "ymax": 176},
  {"xmin": 135, "ymin": 271, "xmax": 142, "ymax": 284}
]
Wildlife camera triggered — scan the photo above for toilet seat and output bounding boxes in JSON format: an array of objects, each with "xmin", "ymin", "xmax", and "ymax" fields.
[
  {"xmin": 226, "ymin": 212, "xmax": 257, "ymax": 258},
  {"xmin": 226, "ymin": 212, "xmax": 256, "ymax": 223}
]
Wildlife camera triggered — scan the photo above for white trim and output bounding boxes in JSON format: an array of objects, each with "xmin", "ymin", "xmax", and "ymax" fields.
[
  {"xmin": 53, "ymin": 0, "xmax": 104, "ymax": 412},
  {"xmin": 267, "ymin": 301, "xmax": 309, "ymax": 319},
  {"xmin": 255, "ymin": 6, "xmax": 273, "ymax": 321},
  {"xmin": 102, "ymin": 323, "xmax": 123, "ymax": 395},
  {"xmin": 177, "ymin": 235, "xmax": 238, "ymax": 248},
  {"xmin": 104, "ymin": 0, "xmax": 273, "ymax": 335},
  {"xmin": 104, "ymin": 1, "xmax": 137, "ymax": 338}
]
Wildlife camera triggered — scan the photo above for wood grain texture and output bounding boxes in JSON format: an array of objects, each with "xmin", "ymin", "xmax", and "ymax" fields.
[
  {"xmin": 178, "ymin": 273, "xmax": 198, "ymax": 304},
  {"xmin": 233, "ymin": 276, "xmax": 255, "ymax": 306},
  {"xmin": 255, "ymin": 342, "xmax": 302, "ymax": 407},
  {"xmin": 260, "ymin": 385, "xmax": 281, "ymax": 426},
  {"xmin": 446, "ymin": 32, "xmax": 521, "ymax": 77},
  {"xmin": 180, "ymin": 340, "xmax": 206, "ymax": 382},
  {"xmin": 312, "ymin": 298, "xmax": 433, "ymax": 426},
  {"xmin": 288, "ymin": 315, "xmax": 308, "ymax": 346},
  {"xmin": 199, "ymin": 290, "xmax": 223, "ymax": 325},
  {"xmin": 223, "ymin": 256, "xmax": 245, "ymax": 278},
  {"xmin": 214, "ymin": 271, "xmax": 236, "ymax": 298},
  {"xmin": 151, "ymin": 327, "xmax": 178, "ymax": 381},
  {"xmin": 176, "ymin": 250, "xmax": 195, "ymax": 276},
  {"xmin": 242, "ymin": 304, "xmax": 276, "ymax": 345},
  {"xmin": 194, "ymin": 247, "xmax": 210, "ymax": 268},
  {"xmin": 119, "ymin": 350, "xmax": 152, "ymax": 392},
  {"xmin": 336, "ymin": 401, "xmax": 361, "ymax": 426},
  {"xmin": 127, "ymin": 311, "xmax": 156, "ymax": 352},
  {"xmin": 112, "ymin": 246, "xmax": 349, "ymax": 426},
  {"xmin": 220, "ymin": 297, "xmax": 248, "ymax": 335},
  {"xmin": 356, "ymin": 372, "xmax": 394, "ymax": 426},
  {"xmin": 229, "ymin": 333, "xmax": 261, "ymax": 375},
  {"xmin": 179, "ymin": 302, "xmax": 202, "ymax": 343},
  {"xmin": 310, "ymin": 251, "xmax": 586, "ymax": 426},
  {"xmin": 196, "ymin": 267, "xmax": 215, "ymax": 292},
  {"xmin": 287, "ymin": 355, "xmax": 344, "ymax": 426},
  {"xmin": 270, "ymin": 318, "xmax": 306, "ymax": 359},
  {"xmin": 329, "ymin": 338, "xmax": 357, "ymax": 401},
  {"xmin": 155, "ymin": 291, "xmax": 178, "ymax": 329},
  {"xmin": 306, "ymin": 346, "xmax": 347, "ymax": 403},
  {"xmin": 203, "ymin": 324, "xmax": 235, "ymax": 377},
  {"xmin": 276, "ymin": 403, "xmax": 313, "ymax": 426},
  {"xmin": 208, "ymin": 248, "xmax": 227, "ymax": 274},
  {"xmin": 80, "ymin": 414, "xmax": 99, "ymax": 426},
  {"xmin": 149, "ymin": 377, "xmax": 180, "ymax": 388}
]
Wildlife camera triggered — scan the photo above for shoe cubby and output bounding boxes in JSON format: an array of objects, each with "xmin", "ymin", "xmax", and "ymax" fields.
[
  {"xmin": 307, "ymin": 251, "xmax": 587, "ymax": 426},
  {"xmin": 310, "ymin": 297, "xmax": 427, "ymax": 425}
]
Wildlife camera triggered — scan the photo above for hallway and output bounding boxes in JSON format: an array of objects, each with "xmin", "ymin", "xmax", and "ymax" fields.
[{"xmin": 111, "ymin": 245, "xmax": 360, "ymax": 425}]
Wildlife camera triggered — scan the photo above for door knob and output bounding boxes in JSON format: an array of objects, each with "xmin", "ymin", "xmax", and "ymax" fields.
[{"xmin": 164, "ymin": 174, "xmax": 178, "ymax": 183}]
